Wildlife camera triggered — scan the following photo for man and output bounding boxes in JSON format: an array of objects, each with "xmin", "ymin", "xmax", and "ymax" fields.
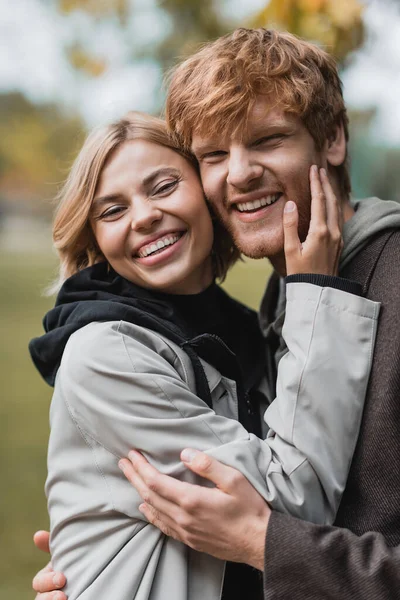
[{"xmin": 34, "ymin": 29, "xmax": 400, "ymax": 599}]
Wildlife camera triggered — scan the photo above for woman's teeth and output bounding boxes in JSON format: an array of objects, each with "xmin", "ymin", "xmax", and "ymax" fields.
[
  {"xmin": 138, "ymin": 233, "xmax": 182, "ymax": 258},
  {"xmin": 236, "ymin": 194, "xmax": 280, "ymax": 212}
]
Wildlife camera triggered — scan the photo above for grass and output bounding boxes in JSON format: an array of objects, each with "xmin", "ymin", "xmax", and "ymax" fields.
[{"xmin": 0, "ymin": 251, "xmax": 271, "ymax": 600}]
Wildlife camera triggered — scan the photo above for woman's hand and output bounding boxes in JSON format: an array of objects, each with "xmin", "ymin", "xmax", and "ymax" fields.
[
  {"xmin": 283, "ymin": 165, "xmax": 343, "ymax": 276},
  {"xmin": 32, "ymin": 530, "xmax": 67, "ymax": 600}
]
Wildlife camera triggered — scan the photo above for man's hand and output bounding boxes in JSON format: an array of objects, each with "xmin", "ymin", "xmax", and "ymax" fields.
[
  {"xmin": 284, "ymin": 165, "xmax": 343, "ymax": 276},
  {"xmin": 119, "ymin": 449, "xmax": 270, "ymax": 571},
  {"xmin": 32, "ymin": 530, "xmax": 67, "ymax": 600}
]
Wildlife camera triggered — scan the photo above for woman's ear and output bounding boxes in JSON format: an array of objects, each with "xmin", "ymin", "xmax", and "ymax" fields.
[{"xmin": 325, "ymin": 123, "xmax": 346, "ymax": 167}]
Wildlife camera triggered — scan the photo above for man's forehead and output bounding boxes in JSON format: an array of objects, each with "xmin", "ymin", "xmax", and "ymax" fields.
[{"xmin": 191, "ymin": 102, "xmax": 296, "ymax": 152}]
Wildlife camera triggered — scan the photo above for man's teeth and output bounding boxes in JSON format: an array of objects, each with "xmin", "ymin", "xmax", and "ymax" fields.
[
  {"xmin": 138, "ymin": 234, "xmax": 181, "ymax": 258},
  {"xmin": 236, "ymin": 194, "xmax": 280, "ymax": 212}
]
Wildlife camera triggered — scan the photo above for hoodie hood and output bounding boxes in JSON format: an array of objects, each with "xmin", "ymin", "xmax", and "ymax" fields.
[
  {"xmin": 29, "ymin": 262, "xmax": 265, "ymax": 400},
  {"xmin": 29, "ymin": 262, "xmax": 188, "ymax": 386},
  {"xmin": 340, "ymin": 197, "xmax": 400, "ymax": 270}
]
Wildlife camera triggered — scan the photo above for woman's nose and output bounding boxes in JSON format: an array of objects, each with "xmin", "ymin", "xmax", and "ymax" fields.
[{"xmin": 130, "ymin": 201, "xmax": 163, "ymax": 231}]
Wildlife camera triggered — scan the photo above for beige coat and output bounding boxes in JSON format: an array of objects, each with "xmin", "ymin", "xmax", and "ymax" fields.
[{"xmin": 46, "ymin": 282, "xmax": 380, "ymax": 600}]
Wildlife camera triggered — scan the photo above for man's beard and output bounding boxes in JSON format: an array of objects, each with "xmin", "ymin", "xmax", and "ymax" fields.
[{"xmin": 208, "ymin": 188, "xmax": 312, "ymax": 260}]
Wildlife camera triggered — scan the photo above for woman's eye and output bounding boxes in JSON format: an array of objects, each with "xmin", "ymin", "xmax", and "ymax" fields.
[
  {"xmin": 98, "ymin": 206, "xmax": 126, "ymax": 220},
  {"xmin": 154, "ymin": 180, "xmax": 179, "ymax": 195}
]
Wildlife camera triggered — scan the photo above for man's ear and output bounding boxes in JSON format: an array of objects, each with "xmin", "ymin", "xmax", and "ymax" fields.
[{"xmin": 324, "ymin": 122, "xmax": 346, "ymax": 167}]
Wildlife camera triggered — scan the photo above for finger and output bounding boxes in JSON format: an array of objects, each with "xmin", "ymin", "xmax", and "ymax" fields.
[
  {"xmin": 282, "ymin": 200, "xmax": 301, "ymax": 272},
  {"xmin": 120, "ymin": 451, "xmax": 192, "ymax": 505},
  {"xmin": 33, "ymin": 562, "xmax": 53, "ymax": 575},
  {"xmin": 35, "ymin": 593, "xmax": 67, "ymax": 600},
  {"xmin": 320, "ymin": 168, "xmax": 341, "ymax": 234},
  {"xmin": 33, "ymin": 530, "xmax": 51, "ymax": 554},
  {"xmin": 309, "ymin": 164, "xmax": 327, "ymax": 230},
  {"xmin": 181, "ymin": 449, "xmax": 242, "ymax": 493},
  {"xmin": 33, "ymin": 570, "xmax": 66, "ymax": 594},
  {"xmin": 139, "ymin": 503, "xmax": 184, "ymax": 542}
]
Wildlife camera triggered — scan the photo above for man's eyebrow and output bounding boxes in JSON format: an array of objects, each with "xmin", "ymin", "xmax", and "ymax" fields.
[
  {"xmin": 191, "ymin": 121, "xmax": 294, "ymax": 154},
  {"xmin": 191, "ymin": 142, "xmax": 221, "ymax": 155}
]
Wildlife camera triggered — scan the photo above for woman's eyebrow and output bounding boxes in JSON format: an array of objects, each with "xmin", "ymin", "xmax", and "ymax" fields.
[
  {"xmin": 91, "ymin": 193, "xmax": 122, "ymax": 209},
  {"xmin": 142, "ymin": 167, "xmax": 180, "ymax": 187}
]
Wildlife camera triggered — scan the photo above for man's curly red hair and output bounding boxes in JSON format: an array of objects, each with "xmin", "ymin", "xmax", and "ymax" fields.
[{"xmin": 166, "ymin": 28, "xmax": 351, "ymax": 197}]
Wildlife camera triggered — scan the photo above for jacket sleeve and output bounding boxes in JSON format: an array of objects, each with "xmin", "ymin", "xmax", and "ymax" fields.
[
  {"xmin": 258, "ymin": 282, "xmax": 380, "ymax": 523},
  {"xmin": 60, "ymin": 282, "xmax": 378, "ymax": 525},
  {"xmin": 263, "ymin": 511, "xmax": 400, "ymax": 600}
]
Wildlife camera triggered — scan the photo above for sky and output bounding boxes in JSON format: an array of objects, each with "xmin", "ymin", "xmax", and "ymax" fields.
[{"xmin": 1, "ymin": 0, "xmax": 400, "ymax": 144}]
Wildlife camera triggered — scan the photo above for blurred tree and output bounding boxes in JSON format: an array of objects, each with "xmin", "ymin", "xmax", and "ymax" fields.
[
  {"xmin": 153, "ymin": 0, "xmax": 229, "ymax": 67},
  {"xmin": 0, "ymin": 93, "xmax": 85, "ymax": 215},
  {"xmin": 250, "ymin": 0, "xmax": 365, "ymax": 62},
  {"xmin": 55, "ymin": 0, "xmax": 365, "ymax": 77},
  {"xmin": 57, "ymin": 0, "xmax": 231, "ymax": 75}
]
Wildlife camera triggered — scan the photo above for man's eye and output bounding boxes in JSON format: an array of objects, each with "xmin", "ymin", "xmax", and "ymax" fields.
[
  {"xmin": 201, "ymin": 150, "xmax": 227, "ymax": 161},
  {"xmin": 254, "ymin": 135, "xmax": 284, "ymax": 146}
]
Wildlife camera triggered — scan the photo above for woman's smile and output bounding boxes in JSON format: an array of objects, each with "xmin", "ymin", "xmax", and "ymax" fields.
[
  {"xmin": 134, "ymin": 230, "xmax": 187, "ymax": 265},
  {"xmin": 90, "ymin": 139, "xmax": 215, "ymax": 295}
]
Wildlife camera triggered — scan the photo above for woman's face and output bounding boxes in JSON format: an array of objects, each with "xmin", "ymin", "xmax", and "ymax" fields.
[{"xmin": 90, "ymin": 140, "xmax": 214, "ymax": 295}]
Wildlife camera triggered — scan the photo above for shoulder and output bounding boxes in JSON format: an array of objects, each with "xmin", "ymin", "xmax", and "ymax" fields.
[
  {"xmin": 369, "ymin": 229, "xmax": 400, "ymax": 288},
  {"xmin": 60, "ymin": 320, "xmax": 184, "ymax": 382}
]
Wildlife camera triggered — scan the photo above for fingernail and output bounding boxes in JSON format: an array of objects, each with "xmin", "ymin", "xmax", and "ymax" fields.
[
  {"xmin": 139, "ymin": 503, "xmax": 146, "ymax": 513},
  {"xmin": 311, "ymin": 164, "xmax": 318, "ymax": 174},
  {"xmin": 128, "ymin": 450, "xmax": 141, "ymax": 461},
  {"xmin": 53, "ymin": 573, "xmax": 64, "ymax": 587},
  {"xmin": 181, "ymin": 448, "xmax": 199, "ymax": 463},
  {"xmin": 54, "ymin": 593, "xmax": 64, "ymax": 600},
  {"xmin": 320, "ymin": 167, "xmax": 326, "ymax": 176},
  {"xmin": 284, "ymin": 201, "xmax": 296, "ymax": 213},
  {"xmin": 118, "ymin": 460, "xmax": 126, "ymax": 472}
]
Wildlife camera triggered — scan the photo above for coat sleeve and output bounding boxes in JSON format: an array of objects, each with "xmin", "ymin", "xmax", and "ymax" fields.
[
  {"xmin": 259, "ymin": 282, "xmax": 380, "ymax": 523},
  {"xmin": 60, "ymin": 281, "xmax": 378, "ymax": 525},
  {"xmin": 263, "ymin": 511, "xmax": 400, "ymax": 600}
]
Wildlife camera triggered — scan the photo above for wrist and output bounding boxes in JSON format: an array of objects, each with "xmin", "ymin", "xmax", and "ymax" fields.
[{"xmin": 245, "ymin": 508, "xmax": 270, "ymax": 572}]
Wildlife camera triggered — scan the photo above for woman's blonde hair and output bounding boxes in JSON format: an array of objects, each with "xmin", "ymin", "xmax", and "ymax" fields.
[{"xmin": 51, "ymin": 111, "xmax": 239, "ymax": 293}]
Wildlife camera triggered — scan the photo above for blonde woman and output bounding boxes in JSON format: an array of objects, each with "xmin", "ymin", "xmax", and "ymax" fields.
[{"xmin": 30, "ymin": 112, "xmax": 379, "ymax": 600}]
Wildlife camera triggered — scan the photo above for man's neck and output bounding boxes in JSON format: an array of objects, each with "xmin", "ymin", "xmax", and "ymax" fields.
[{"xmin": 342, "ymin": 199, "xmax": 355, "ymax": 223}]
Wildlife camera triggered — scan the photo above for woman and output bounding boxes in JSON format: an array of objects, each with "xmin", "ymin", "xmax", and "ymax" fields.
[{"xmin": 30, "ymin": 112, "xmax": 379, "ymax": 600}]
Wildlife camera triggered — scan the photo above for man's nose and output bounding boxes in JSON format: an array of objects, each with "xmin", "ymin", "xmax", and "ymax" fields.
[
  {"xmin": 130, "ymin": 199, "xmax": 163, "ymax": 231},
  {"xmin": 226, "ymin": 147, "xmax": 264, "ymax": 189}
]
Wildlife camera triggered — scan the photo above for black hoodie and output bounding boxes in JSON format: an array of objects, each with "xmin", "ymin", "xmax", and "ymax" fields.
[{"xmin": 29, "ymin": 262, "xmax": 266, "ymax": 435}]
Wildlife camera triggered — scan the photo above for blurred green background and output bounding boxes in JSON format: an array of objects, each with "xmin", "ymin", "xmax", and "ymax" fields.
[{"xmin": 1, "ymin": 0, "xmax": 400, "ymax": 598}]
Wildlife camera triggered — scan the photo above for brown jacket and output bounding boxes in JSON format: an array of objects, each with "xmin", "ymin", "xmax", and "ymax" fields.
[{"xmin": 263, "ymin": 229, "xmax": 400, "ymax": 599}]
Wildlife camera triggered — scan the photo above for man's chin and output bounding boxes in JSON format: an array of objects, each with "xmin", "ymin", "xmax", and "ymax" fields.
[{"xmin": 232, "ymin": 233, "xmax": 283, "ymax": 261}]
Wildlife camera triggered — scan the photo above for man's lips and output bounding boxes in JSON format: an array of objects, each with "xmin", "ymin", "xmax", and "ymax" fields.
[
  {"xmin": 234, "ymin": 193, "xmax": 282, "ymax": 213},
  {"xmin": 229, "ymin": 193, "xmax": 284, "ymax": 223}
]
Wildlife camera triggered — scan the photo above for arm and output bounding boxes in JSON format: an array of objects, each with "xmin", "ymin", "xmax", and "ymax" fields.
[
  {"xmin": 126, "ymin": 454, "xmax": 400, "ymax": 599},
  {"xmin": 63, "ymin": 279, "xmax": 378, "ymax": 525},
  {"xmin": 258, "ymin": 280, "xmax": 379, "ymax": 523},
  {"xmin": 264, "ymin": 511, "xmax": 400, "ymax": 600}
]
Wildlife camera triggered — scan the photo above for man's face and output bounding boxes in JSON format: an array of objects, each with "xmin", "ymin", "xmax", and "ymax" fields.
[{"xmin": 191, "ymin": 98, "xmax": 326, "ymax": 263}]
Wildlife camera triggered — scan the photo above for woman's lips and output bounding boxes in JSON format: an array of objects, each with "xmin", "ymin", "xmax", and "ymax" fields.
[{"xmin": 134, "ymin": 231, "xmax": 187, "ymax": 266}]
